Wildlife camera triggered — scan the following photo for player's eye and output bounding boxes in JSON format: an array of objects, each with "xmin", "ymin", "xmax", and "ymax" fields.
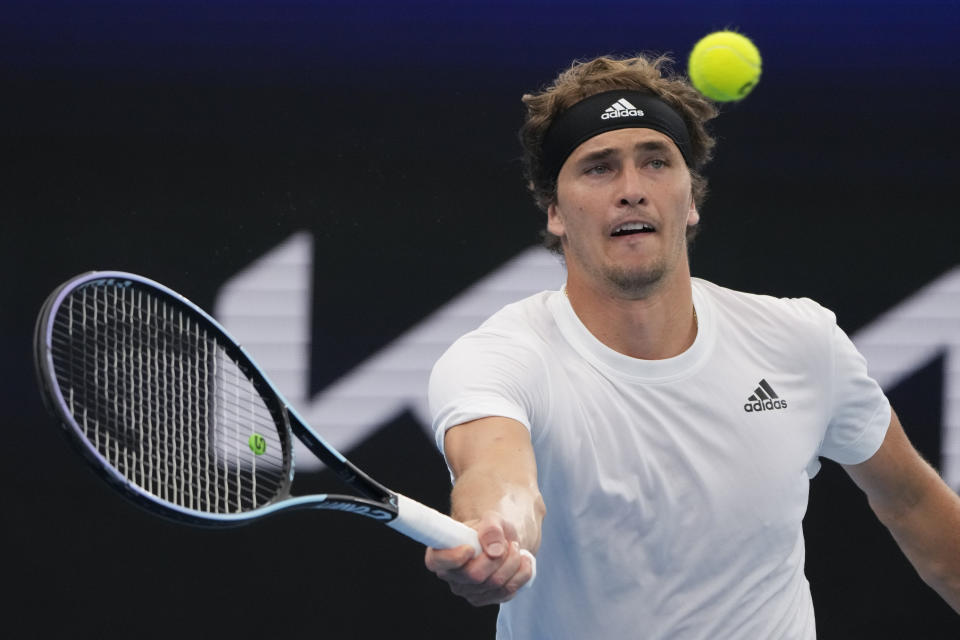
[
  {"xmin": 585, "ymin": 164, "xmax": 610, "ymax": 175},
  {"xmin": 649, "ymin": 158, "xmax": 668, "ymax": 169}
]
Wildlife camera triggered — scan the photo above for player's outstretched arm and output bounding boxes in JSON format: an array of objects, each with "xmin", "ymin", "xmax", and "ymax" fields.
[
  {"xmin": 425, "ymin": 416, "xmax": 545, "ymax": 606},
  {"xmin": 844, "ymin": 409, "xmax": 960, "ymax": 614}
]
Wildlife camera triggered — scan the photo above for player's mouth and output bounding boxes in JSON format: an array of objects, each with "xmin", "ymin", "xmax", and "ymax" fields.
[{"xmin": 610, "ymin": 221, "xmax": 656, "ymax": 237}]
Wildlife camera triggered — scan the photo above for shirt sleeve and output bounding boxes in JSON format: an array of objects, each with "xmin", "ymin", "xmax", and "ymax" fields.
[
  {"xmin": 818, "ymin": 320, "xmax": 891, "ymax": 465},
  {"xmin": 428, "ymin": 328, "xmax": 546, "ymax": 456}
]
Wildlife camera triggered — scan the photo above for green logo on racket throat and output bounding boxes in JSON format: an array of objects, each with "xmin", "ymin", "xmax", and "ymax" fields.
[{"xmin": 248, "ymin": 433, "xmax": 267, "ymax": 455}]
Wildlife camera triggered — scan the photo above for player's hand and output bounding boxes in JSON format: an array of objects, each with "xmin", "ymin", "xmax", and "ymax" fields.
[{"xmin": 424, "ymin": 511, "xmax": 536, "ymax": 606}]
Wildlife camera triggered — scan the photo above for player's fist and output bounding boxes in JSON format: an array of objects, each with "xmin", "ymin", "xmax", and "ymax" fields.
[{"xmin": 425, "ymin": 511, "xmax": 536, "ymax": 606}]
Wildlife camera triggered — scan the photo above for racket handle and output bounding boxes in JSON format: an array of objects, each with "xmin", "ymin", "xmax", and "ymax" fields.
[
  {"xmin": 388, "ymin": 494, "xmax": 537, "ymax": 590},
  {"xmin": 388, "ymin": 493, "xmax": 482, "ymax": 555}
]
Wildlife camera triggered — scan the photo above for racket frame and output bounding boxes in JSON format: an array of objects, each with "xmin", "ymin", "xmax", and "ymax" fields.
[{"xmin": 33, "ymin": 271, "xmax": 401, "ymax": 527}]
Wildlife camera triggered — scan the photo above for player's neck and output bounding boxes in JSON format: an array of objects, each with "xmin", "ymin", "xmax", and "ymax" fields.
[{"xmin": 564, "ymin": 266, "xmax": 697, "ymax": 361}]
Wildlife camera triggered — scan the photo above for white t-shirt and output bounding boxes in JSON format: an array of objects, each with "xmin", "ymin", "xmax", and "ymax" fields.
[{"xmin": 429, "ymin": 278, "xmax": 890, "ymax": 640}]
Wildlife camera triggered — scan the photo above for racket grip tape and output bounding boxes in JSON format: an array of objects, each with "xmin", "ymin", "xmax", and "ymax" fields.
[
  {"xmin": 387, "ymin": 493, "xmax": 482, "ymax": 554},
  {"xmin": 387, "ymin": 494, "xmax": 537, "ymax": 589}
]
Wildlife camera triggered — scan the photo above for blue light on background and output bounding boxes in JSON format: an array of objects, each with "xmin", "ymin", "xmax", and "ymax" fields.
[{"xmin": 3, "ymin": 0, "xmax": 958, "ymax": 83}]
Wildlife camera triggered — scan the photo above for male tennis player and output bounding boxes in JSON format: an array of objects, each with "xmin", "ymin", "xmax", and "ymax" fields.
[{"xmin": 424, "ymin": 55, "xmax": 960, "ymax": 638}]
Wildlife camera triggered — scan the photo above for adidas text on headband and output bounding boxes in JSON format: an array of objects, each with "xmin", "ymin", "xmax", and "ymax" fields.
[{"xmin": 541, "ymin": 90, "xmax": 693, "ymax": 181}]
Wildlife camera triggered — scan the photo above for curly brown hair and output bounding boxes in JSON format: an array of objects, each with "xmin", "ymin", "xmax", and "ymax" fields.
[{"xmin": 519, "ymin": 55, "xmax": 719, "ymax": 252}]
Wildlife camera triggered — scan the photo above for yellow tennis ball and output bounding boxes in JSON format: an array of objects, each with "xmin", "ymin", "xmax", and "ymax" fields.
[{"xmin": 688, "ymin": 30, "xmax": 761, "ymax": 102}]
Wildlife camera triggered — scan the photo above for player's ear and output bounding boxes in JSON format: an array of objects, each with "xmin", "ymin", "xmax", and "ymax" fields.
[
  {"xmin": 686, "ymin": 197, "xmax": 699, "ymax": 227},
  {"xmin": 547, "ymin": 202, "xmax": 565, "ymax": 237}
]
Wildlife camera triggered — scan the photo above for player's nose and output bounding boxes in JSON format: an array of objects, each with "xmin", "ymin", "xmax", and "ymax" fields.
[{"xmin": 617, "ymin": 167, "xmax": 647, "ymax": 206}]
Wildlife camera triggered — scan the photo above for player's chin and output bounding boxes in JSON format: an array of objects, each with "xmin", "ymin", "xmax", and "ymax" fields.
[{"xmin": 603, "ymin": 264, "xmax": 667, "ymax": 297}]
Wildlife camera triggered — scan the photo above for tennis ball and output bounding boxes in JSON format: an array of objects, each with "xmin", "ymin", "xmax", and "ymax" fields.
[{"xmin": 688, "ymin": 30, "xmax": 761, "ymax": 102}]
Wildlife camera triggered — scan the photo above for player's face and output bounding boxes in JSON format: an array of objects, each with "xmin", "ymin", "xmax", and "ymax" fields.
[{"xmin": 548, "ymin": 128, "xmax": 699, "ymax": 299}]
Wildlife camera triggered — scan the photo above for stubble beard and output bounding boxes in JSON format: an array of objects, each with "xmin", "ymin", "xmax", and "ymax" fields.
[
  {"xmin": 602, "ymin": 260, "xmax": 668, "ymax": 299},
  {"xmin": 578, "ymin": 237, "xmax": 688, "ymax": 300},
  {"xmin": 559, "ymin": 215, "xmax": 693, "ymax": 299}
]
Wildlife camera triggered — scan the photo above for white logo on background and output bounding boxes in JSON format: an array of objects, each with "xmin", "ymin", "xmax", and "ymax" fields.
[
  {"xmin": 214, "ymin": 233, "xmax": 564, "ymax": 468},
  {"xmin": 214, "ymin": 233, "xmax": 960, "ymax": 493}
]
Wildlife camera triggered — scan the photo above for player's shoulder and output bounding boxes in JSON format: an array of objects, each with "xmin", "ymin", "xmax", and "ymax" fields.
[
  {"xmin": 694, "ymin": 278, "xmax": 837, "ymax": 331},
  {"xmin": 476, "ymin": 290, "xmax": 557, "ymax": 335}
]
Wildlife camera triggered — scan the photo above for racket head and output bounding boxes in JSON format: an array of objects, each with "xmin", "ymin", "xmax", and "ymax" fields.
[{"xmin": 34, "ymin": 271, "xmax": 296, "ymax": 527}]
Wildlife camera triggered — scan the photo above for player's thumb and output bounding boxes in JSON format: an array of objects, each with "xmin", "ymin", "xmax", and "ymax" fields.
[{"xmin": 476, "ymin": 513, "xmax": 508, "ymax": 558}]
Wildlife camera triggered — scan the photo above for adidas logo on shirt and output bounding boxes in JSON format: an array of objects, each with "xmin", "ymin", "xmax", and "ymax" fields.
[
  {"xmin": 601, "ymin": 98, "xmax": 645, "ymax": 120},
  {"xmin": 743, "ymin": 379, "xmax": 788, "ymax": 413}
]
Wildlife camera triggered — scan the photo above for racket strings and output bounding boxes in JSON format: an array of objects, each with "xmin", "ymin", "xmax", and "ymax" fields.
[
  {"xmin": 50, "ymin": 283, "xmax": 290, "ymax": 514},
  {"xmin": 50, "ymin": 334, "xmax": 280, "ymax": 435}
]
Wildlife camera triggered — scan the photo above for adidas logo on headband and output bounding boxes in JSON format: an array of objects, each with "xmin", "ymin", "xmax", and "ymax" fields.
[
  {"xmin": 602, "ymin": 98, "xmax": 645, "ymax": 120},
  {"xmin": 541, "ymin": 90, "xmax": 693, "ymax": 177}
]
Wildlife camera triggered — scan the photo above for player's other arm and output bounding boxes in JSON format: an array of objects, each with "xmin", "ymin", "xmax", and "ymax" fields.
[
  {"xmin": 424, "ymin": 416, "xmax": 545, "ymax": 606},
  {"xmin": 843, "ymin": 409, "xmax": 960, "ymax": 614}
]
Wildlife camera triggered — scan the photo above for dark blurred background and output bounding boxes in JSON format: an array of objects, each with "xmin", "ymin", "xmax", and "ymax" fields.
[{"xmin": 2, "ymin": 1, "xmax": 958, "ymax": 637}]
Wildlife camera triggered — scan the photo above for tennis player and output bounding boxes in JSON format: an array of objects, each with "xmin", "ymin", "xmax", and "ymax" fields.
[{"xmin": 424, "ymin": 55, "xmax": 960, "ymax": 638}]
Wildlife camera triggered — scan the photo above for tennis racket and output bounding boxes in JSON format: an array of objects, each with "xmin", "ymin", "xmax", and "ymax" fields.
[{"xmin": 33, "ymin": 270, "xmax": 482, "ymax": 555}]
